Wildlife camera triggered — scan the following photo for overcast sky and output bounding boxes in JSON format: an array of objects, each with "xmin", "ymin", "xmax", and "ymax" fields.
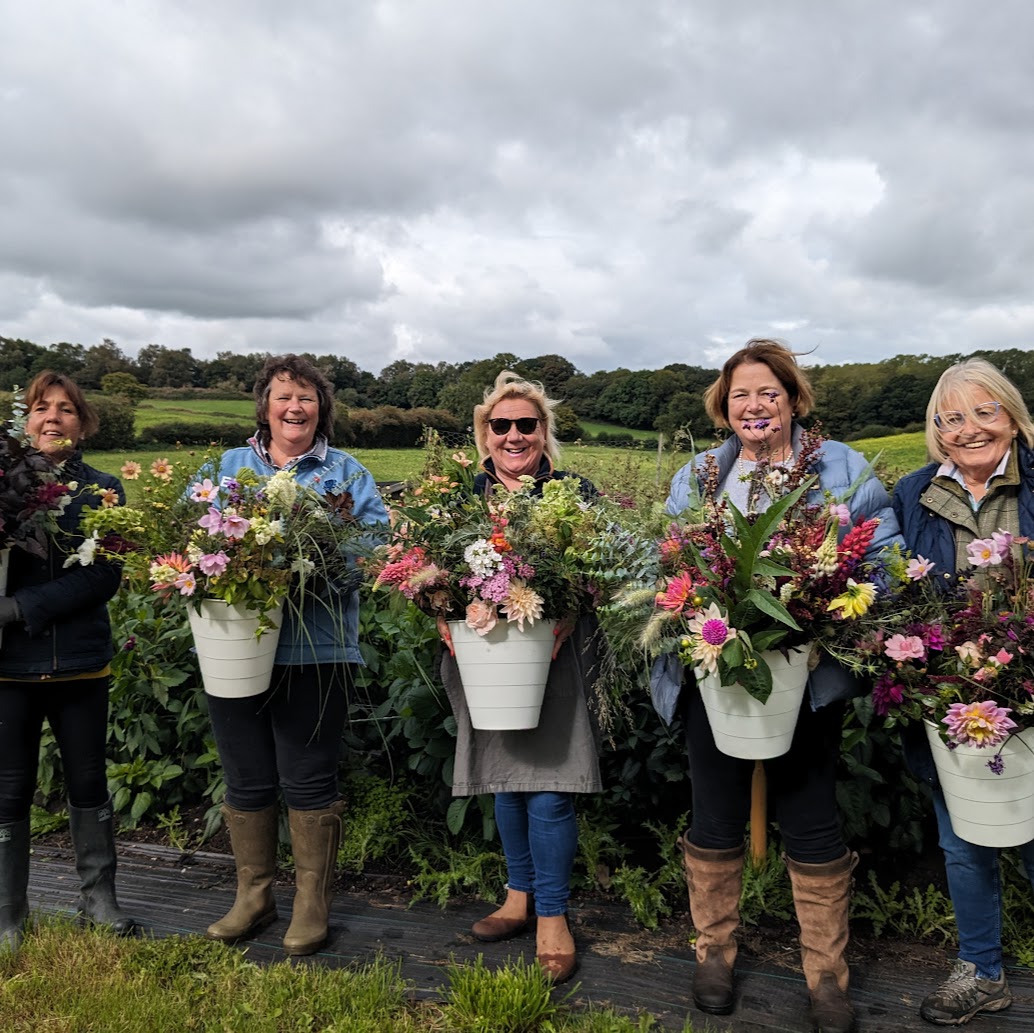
[{"xmin": 2, "ymin": 1, "xmax": 1032, "ymax": 375}]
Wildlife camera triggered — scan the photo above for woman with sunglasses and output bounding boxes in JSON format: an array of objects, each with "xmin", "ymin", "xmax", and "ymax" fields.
[
  {"xmin": 436, "ymin": 371, "xmax": 600, "ymax": 985},
  {"xmin": 893, "ymin": 358, "xmax": 1034, "ymax": 1027}
]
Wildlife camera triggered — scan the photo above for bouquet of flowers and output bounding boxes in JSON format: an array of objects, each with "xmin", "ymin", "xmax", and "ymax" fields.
[
  {"xmin": 621, "ymin": 429, "xmax": 884, "ymax": 703},
  {"xmin": 81, "ymin": 456, "xmax": 371, "ymax": 632},
  {"xmin": 833, "ymin": 531, "xmax": 1034, "ymax": 770},
  {"xmin": 0, "ymin": 390, "xmax": 74, "ymax": 558},
  {"xmin": 367, "ymin": 435, "xmax": 646, "ymax": 634}
]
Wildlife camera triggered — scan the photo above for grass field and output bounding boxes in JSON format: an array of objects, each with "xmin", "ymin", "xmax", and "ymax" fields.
[{"xmin": 85, "ymin": 399, "xmax": 929, "ymax": 500}]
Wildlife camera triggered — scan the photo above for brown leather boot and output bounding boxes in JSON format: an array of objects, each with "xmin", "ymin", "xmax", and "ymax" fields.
[
  {"xmin": 206, "ymin": 804, "xmax": 279, "ymax": 943},
  {"xmin": 283, "ymin": 801, "xmax": 345, "ymax": 956},
  {"xmin": 785, "ymin": 850, "xmax": 859, "ymax": 1033},
  {"xmin": 679, "ymin": 833, "xmax": 745, "ymax": 1016}
]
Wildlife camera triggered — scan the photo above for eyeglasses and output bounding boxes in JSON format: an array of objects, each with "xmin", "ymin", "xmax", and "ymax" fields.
[
  {"xmin": 933, "ymin": 401, "xmax": 1004, "ymax": 431},
  {"xmin": 487, "ymin": 417, "xmax": 541, "ymax": 435}
]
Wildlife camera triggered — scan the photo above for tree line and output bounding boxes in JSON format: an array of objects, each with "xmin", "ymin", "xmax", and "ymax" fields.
[{"xmin": 4, "ymin": 334, "xmax": 1033, "ymax": 442}]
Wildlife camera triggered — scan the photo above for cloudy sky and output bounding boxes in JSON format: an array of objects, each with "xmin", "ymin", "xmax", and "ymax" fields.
[{"xmin": 2, "ymin": 1, "xmax": 1032, "ymax": 375}]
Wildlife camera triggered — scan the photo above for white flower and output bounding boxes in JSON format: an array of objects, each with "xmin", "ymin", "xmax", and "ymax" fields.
[
  {"xmin": 291, "ymin": 556, "xmax": 316, "ymax": 578},
  {"xmin": 464, "ymin": 539, "xmax": 503, "ymax": 578},
  {"xmin": 265, "ymin": 470, "xmax": 299, "ymax": 509},
  {"xmin": 63, "ymin": 532, "xmax": 99, "ymax": 568}
]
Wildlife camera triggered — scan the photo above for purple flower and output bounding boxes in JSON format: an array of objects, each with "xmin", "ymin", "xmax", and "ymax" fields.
[
  {"xmin": 198, "ymin": 551, "xmax": 230, "ymax": 576},
  {"xmin": 197, "ymin": 506, "xmax": 225, "ymax": 534},
  {"xmin": 122, "ymin": 636, "xmax": 137, "ymax": 651},
  {"xmin": 872, "ymin": 672, "xmax": 905, "ymax": 716},
  {"xmin": 987, "ymin": 753, "xmax": 1006, "ymax": 776}
]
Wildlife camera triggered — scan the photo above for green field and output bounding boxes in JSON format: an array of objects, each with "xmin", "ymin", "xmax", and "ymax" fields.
[{"xmin": 84, "ymin": 398, "xmax": 928, "ymax": 500}]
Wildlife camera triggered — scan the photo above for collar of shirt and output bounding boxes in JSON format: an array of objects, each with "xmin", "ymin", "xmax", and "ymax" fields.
[
  {"xmin": 248, "ymin": 432, "xmax": 329, "ymax": 470},
  {"xmin": 937, "ymin": 448, "xmax": 1011, "ymax": 505}
]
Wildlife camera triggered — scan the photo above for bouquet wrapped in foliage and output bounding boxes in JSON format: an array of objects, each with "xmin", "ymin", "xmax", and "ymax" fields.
[
  {"xmin": 367, "ymin": 438, "xmax": 647, "ymax": 634},
  {"xmin": 82, "ymin": 456, "xmax": 369, "ymax": 632},
  {"xmin": 832, "ymin": 531, "xmax": 1034, "ymax": 770},
  {"xmin": 0, "ymin": 390, "xmax": 73, "ymax": 558},
  {"xmin": 621, "ymin": 430, "xmax": 884, "ymax": 703}
]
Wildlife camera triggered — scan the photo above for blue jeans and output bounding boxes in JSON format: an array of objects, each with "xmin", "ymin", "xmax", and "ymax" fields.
[
  {"xmin": 932, "ymin": 789, "xmax": 1034, "ymax": 979},
  {"xmin": 494, "ymin": 791, "xmax": 577, "ymax": 917}
]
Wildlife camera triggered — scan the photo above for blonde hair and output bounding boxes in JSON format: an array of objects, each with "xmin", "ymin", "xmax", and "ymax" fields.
[
  {"xmin": 925, "ymin": 358, "xmax": 1034, "ymax": 463},
  {"xmin": 472, "ymin": 371, "xmax": 561, "ymax": 463}
]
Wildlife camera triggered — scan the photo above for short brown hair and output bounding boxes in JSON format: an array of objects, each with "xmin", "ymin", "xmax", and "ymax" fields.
[
  {"xmin": 253, "ymin": 354, "xmax": 336, "ymax": 446},
  {"xmin": 703, "ymin": 338, "xmax": 815, "ymax": 430},
  {"xmin": 472, "ymin": 370, "xmax": 560, "ymax": 463},
  {"xmin": 24, "ymin": 370, "xmax": 99, "ymax": 442}
]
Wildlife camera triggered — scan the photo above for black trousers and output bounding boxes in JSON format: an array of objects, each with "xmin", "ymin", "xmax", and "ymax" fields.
[
  {"xmin": 683, "ymin": 682, "xmax": 847, "ymax": 863},
  {"xmin": 206, "ymin": 663, "xmax": 351, "ymax": 812},
  {"xmin": 0, "ymin": 676, "xmax": 111, "ymax": 823}
]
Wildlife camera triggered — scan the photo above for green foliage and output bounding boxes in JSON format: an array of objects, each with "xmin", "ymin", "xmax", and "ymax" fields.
[
  {"xmin": 137, "ymin": 419, "xmax": 253, "ymax": 446},
  {"xmin": 100, "ymin": 372, "xmax": 149, "ymax": 402},
  {"xmin": 839, "ymin": 695, "xmax": 928, "ymax": 857},
  {"xmin": 439, "ymin": 954, "xmax": 562, "ymax": 1033},
  {"xmin": 738, "ymin": 845, "xmax": 794, "ymax": 927},
  {"xmin": 340, "ymin": 773, "xmax": 413, "ymax": 873},
  {"xmin": 88, "ymin": 394, "xmax": 136, "ymax": 450},
  {"xmin": 850, "ymin": 869, "xmax": 957, "ymax": 944},
  {"xmin": 408, "ymin": 840, "xmax": 508, "ymax": 908},
  {"xmin": 29, "ymin": 804, "xmax": 67, "ymax": 837}
]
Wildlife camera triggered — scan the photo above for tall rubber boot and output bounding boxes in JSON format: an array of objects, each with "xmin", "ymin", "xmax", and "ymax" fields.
[
  {"xmin": 68, "ymin": 799, "xmax": 135, "ymax": 935},
  {"xmin": 679, "ymin": 833, "xmax": 745, "ymax": 1016},
  {"xmin": 206, "ymin": 804, "xmax": 279, "ymax": 942},
  {"xmin": 0, "ymin": 819, "xmax": 31, "ymax": 955},
  {"xmin": 785, "ymin": 850, "xmax": 859, "ymax": 1033},
  {"xmin": 282, "ymin": 801, "xmax": 345, "ymax": 956}
]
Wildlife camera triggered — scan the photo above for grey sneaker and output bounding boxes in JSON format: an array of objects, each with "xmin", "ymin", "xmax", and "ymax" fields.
[{"xmin": 920, "ymin": 959, "xmax": 1012, "ymax": 1025}]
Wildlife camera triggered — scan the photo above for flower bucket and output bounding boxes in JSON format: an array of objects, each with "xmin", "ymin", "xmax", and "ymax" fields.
[
  {"xmin": 448, "ymin": 619, "xmax": 557, "ymax": 730},
  {"xmin": 925, "ymin": 721, "xmax": 1034, "ymax": 848},
  {"xmin": 697, "ymin": 644, "xmax": 813, "ymax": 760},
  {"xmin": 188, "ymin": 599, "xmax": 284, "ymax": 698},
  {"xmin": 0, "ymin": 547, "xmax": 9, "ymax": 650}
]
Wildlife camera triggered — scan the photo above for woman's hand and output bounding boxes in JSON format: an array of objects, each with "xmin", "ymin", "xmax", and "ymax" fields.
[
  {"xmin": 436, "ymin": 615, "xmax": 455, "ymax": 657},
  {"xmin": 552, "ymin": 615, "xmax": 576, "ymax": 660}
]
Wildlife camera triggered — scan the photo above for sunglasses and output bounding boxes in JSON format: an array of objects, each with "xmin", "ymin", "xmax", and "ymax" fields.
[
  {"xmin": 933, "ymin": 401, "xmax": 1004, "ymax": 431},
  {"xmin": 487, "ymin": 417, "xmax": 541, "ymax": 435}
]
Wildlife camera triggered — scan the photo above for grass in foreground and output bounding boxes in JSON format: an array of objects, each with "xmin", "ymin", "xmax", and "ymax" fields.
[{"xmin": 0, "ymin": 919, "xmax": 693, "ymax": 1032}]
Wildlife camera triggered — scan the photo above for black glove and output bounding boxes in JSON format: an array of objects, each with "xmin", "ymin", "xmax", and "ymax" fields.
[{"xmin": 0, "ymin": 596, "xmax": 21, "ymax": 628}]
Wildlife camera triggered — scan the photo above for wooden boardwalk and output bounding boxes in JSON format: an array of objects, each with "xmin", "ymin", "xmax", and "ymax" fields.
[{"xmin": 24, "ymin": 839, "xmax": 1034, "ymax": 1032}]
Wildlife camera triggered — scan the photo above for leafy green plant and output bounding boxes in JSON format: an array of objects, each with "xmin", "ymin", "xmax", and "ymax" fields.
[
  {"xmin": 850, "ymin": 869, "xmax": 956, "ymax": 944},
  {"xmin": 108, "ymin": 756, "xmax": 186, "ymax": 827},
  {"xmin": 408, "ymin": 840, "xmax": 507, "ymax": 908},
  {"xmin": 339, "ymin": 773, "xmax": 412, "ymax": 873},
  {"xmin": 439, "ymin": 954, "xmax": 563, "ymax": 1033},
  {"xmin": 738, "ymin": 844, "xmax": 794, "ymax": 927}
]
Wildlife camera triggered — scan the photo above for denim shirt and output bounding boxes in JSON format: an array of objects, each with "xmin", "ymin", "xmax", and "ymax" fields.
[{"xmin": 212, "ymin": 438, "xmax": 389, "ymax": 665}]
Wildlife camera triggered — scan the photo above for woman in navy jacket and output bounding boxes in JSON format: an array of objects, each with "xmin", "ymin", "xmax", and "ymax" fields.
[
  {"xmin": 892, "ymin": 358, "xmax": 1034, "ymax": 1026},
  {"xmin": 0, "ymin": 371, "xmax": 133, "ymax": 954}
]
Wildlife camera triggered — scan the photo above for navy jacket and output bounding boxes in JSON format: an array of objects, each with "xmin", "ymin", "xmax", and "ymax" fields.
[
  {"xmin": 0, "ymin": 454, "xmax": 124, "ymax": 679},
  {"xmin": 891, "ymin": 440, "xmax": 1034, "ymax": 784}
]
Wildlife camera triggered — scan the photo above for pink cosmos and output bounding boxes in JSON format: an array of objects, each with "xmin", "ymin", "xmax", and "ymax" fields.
[
  {"xmin": 967, "ymin": 536, "xmax": 1004, "ymax": 568},
  {"xmin": 221, "ymin": 513, "xmax": 251, "ymax": 539},
  {"xmin": 884, "ymin": 634, "xmax": 926, "ymax": 662},
  {"xmin": 197, "ymin": 507, "xmax": 225, "ymax": 534},
  {"xmin": 905, "ymin": 555, "xmax": 935, "ymax": 580},
  {"xmin": 190, "ymin": 478, "xmax": 219, "ymax": 503},
  {"xmin": 943, "ymin": 700, "xmax": 1017, "ymax": 748},
  {"xmin": 198, "ymin": 551, "xmax": 230, "ymax": 576},
  {"xmin": 173, "ymin": 571, "xmax": 197, "ymax": 596}
]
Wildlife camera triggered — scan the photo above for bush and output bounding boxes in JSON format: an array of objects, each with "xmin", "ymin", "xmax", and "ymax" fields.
[
  {"xmin": 138, "ymin": 421, "xmax": 251, "ymax": 446},
  {"xmin": 849, "ymin": 424, "xmax": 898, "ymax": 440},
  {"xmin": 347, "ymin": 406, "xmax": 463, "ymax": 448},
  {"xmin": 89, "ymin": 396, "xmax": 137, "ymax": 451}
]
